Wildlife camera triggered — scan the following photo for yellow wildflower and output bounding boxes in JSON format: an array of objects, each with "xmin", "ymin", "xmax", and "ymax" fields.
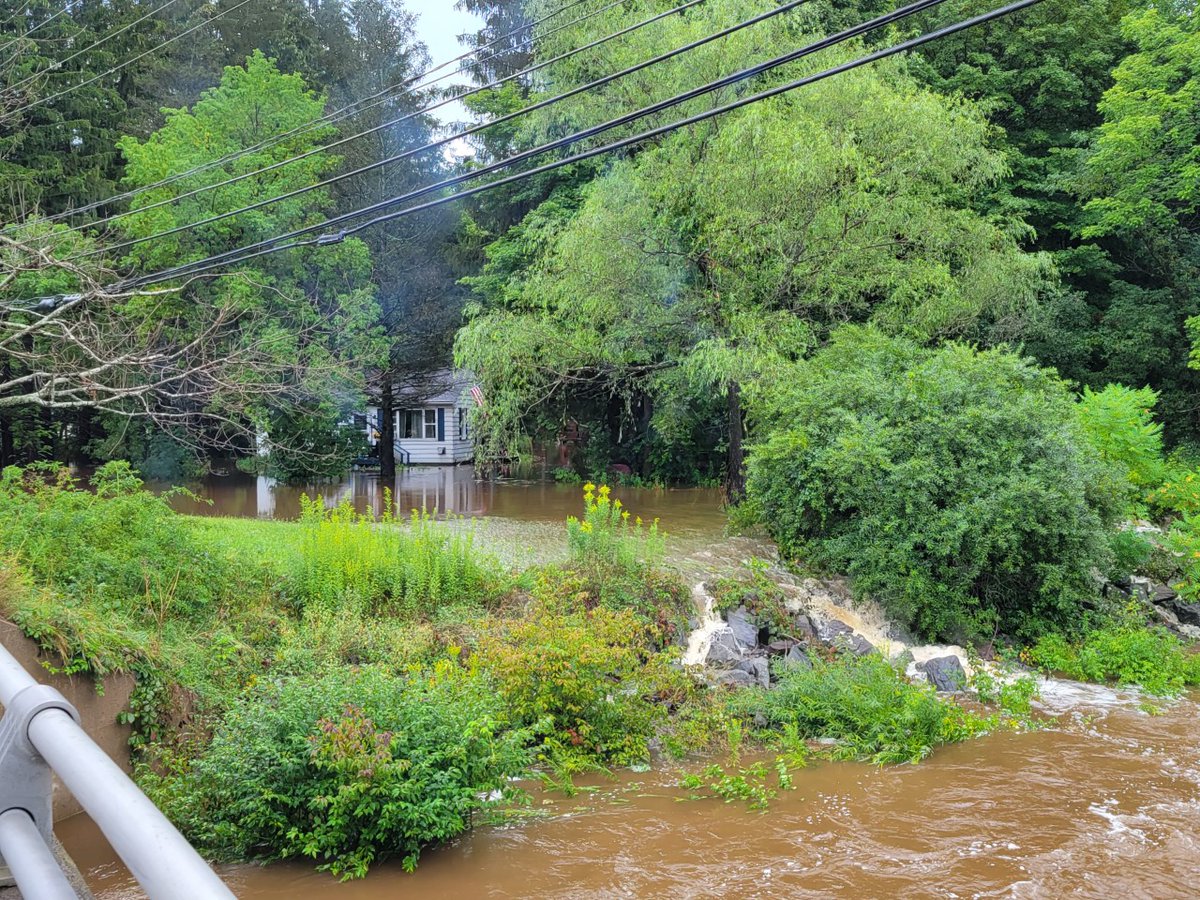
[{"xmin": 583, "ymin": 482, "xmax": 596, "ymax": 493}]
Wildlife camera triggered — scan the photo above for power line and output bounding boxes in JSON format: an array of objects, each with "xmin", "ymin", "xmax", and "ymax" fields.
[
  {"xmin": 0, "ymin": 0, "xmax": 255, "ymax": 123},
  {"xmin": 4, "ymin": 0, "xmax": 599, "ymax": 230},
  {"xmin": 0, "ymin": 3, "xmax": 31, "ymax": 29},
  {"xmin": 0, "ymin": 0, "xmax": 82, "ymax": 49},
  {"xmin": 157, "ymin": 0, "xmax": 1051, "ymax": 289},
  {"xmin": 102, "ymin": 0, "xmax": 940, "ymax": 270},
  {"xmin": 56, "ymin": 0, "xmax": 640, "ymax": 243},
  {"xmin": 71, "ymin": 0, "xmax": 736, "ymax": 257},
  {"xmin": 32, "ymin": 0, "xmax": 1052, "ymax": 308},
  {"xmin": 4, "ymin": 0, "xmax": 183, "ymax": 95}
]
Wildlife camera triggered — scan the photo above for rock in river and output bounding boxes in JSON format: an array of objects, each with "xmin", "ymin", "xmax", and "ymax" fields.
[
  {"xmin": 734, "ymin": 656, "xmax": 770, "ymax": 689},
  {"xmin": 917, "ymin": 655, "xmax": 968, "ymax": 692},
  {"xmin": 704, "ymin": 629, "xmax": 743, "ymax": 665}
]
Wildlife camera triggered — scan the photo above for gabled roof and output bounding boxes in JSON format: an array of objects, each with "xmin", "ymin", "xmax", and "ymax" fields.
[{"xmin": 393, "ymin": 369, "xmax": 474, "ymax": 407}]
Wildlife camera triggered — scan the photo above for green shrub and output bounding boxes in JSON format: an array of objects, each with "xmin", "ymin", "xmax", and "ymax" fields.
[
  {"xmin": 745, "ymin": 327, "xmax": 1121, "ymax": 642},
  {"xmin": 1023, "ymin": 609, "xmax": 1200, "ymax": 696},
  {"xmin": 1077, "ymin": 384, "xmax": 1166, "ymax": 514},
  {"xmin": 731, "ymin": 653, "xmax": 988, "ymax": 764},
  {"xmin": 291, "ymin": 495, "xmax": 504, "ymax": 616},
  {"xmin": 472, "ymin": 598, "xmax": 677, "ymax": 769},
  {"xmin": 146, "ymin": 662, "xmax": 530, "ymax": 879},
  {"xmin": 1107, "ymin": 529, "xmax": 1155, "ymax": 582},
  {"xmin": 0, "ymin": 462, "xmax": 241, "ymax": 620}
]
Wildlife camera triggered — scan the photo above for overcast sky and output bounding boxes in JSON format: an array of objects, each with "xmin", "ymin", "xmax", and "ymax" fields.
[{"xmin": 407, "ymin": 0, "xmax": 486, "ymax": 133}]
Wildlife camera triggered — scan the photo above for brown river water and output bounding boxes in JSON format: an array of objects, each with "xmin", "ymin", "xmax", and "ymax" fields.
[{"xmin": 54, "ymin": 468, "xmax": 1200, "ymax": 897}]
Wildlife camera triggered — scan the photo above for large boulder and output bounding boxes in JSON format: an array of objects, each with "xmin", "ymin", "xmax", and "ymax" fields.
[
  {"xmin": 792, "ymin": 613, "xmax": 818, "ymax": 642},
  {"xmin": 917, "ymin": 656, "xmax": 968, "ymax": 692},
  {"xmin": 1165, "ymin": 597, "xmax": 1200, "ymax": 628},
  {"xmin": 783, "ymin": 644, "xmax": 813, "ymax": 670},
  {"xmin": 1151, "ymin": 583, "xmax": 1179, "ymax": 605},
  {"xmin": 816, "ymin": 618, "xmax": 875, "ymax": 656},
  {"xmin": 816, "ymin": 618, "xmax": 854, "ymax": 643},
  {"xmin": 714, "ymin": 669, "xmax": 756, "ymax": 688},
  {"xmin": 725, "ymin": 606, "xmax": 762, "ymax": 649}
]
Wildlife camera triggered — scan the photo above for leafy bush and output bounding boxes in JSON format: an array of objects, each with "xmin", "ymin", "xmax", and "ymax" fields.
[
  {"xmin": 291, "ymin": 495, "xmax": 504, "ymax": 616},
  {"xmin": 1107, "ymin": 528, "xmax": 1154, "ymax": 581},
  {"xmin": 1023, "ymin": 609, "xmax": 1200, "ymax": 696},
  {"xmin": 0, "ymin": 462, "xmax": 240, "ymax": 620},
  {"xmin": 731, "ymin": 654, "xmax": 988, "ymax": 765},
  {"xmin": 1077, "ymin": 384, "xmax": 1166, "ymax": 513},
  {"xmin": 471, "ymin": 598, "xmax": 676, "ymax": 769},
  {"xmin": 146, "ymin": 663, "xmax": 530, "ymax": 879},
  {"xmin": 745, "ymin": 327, "xmax": 1121, "ymax": 641}
]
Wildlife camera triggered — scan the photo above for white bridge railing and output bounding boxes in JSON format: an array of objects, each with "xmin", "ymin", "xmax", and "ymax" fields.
[{"xmin": 0, "ymin": 642, "xmax": 234, "ymax": 899}]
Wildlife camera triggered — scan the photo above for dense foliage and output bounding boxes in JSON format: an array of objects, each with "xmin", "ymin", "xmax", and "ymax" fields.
[
  {"xmin": 745, "ymin": 328, "xmax": 1120, "ymax": 642},
  {"xmin": 1024, "ymin": 607, "xmax": 1200, "ymax": 697},
  {"xmin": 151, "ymin": 663, "xmax": 531, "ymax": 878},
  {"xmin": 731, "ymin": 654, "xmax": 989, "ymax": 765}
]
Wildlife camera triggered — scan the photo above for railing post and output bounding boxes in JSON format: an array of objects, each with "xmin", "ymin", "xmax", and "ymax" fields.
[
  {"xmin": 0, "ymin": 683, "xmax": 80, "ymax": 846},
  {"xmin": 0, "ymin": 809, "xmax": 77, "ymax": 900},
  {"xmin": 0, "ymin": 642, "xmax": 235, "ymax": 899}
]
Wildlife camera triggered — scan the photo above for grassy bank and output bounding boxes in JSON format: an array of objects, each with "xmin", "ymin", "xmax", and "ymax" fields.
[{"xmin": 0, "ymin": 463, "xmax": 1186, "ymax": 879}]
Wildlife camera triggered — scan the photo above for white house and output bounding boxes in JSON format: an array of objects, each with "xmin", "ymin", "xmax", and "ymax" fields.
[{"xmin": 360, "ymin": 371, "xmax": 476, "ymax": 466}]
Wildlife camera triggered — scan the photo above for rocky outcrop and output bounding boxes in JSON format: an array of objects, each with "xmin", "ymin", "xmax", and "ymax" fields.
[{"xmin": 693, "ymin": 589, "xmax": 880, "ymax": 688}]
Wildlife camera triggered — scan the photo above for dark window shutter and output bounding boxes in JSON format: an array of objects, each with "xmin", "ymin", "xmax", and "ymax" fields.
[{"xmin": 437, "ymin": 408, "xmax": 445, "ymax": 442}]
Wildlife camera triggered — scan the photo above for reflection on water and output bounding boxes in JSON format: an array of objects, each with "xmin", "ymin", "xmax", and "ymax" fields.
[
  {"xmin": 58, "ymin": 690, "xmax": 1200, "ymax": 899},
  {"xmin": 154, "ymin": 467, "xmax": 728, "ymax": 536}
]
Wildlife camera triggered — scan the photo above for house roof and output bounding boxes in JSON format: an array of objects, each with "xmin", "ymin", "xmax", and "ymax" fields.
[{"xmin": 393, "ymin": 369, "xmax": 475, "ymax": 407}]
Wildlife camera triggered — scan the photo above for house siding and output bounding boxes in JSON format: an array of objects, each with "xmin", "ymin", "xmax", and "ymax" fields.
[{"xmin": 395, "ymin": 405, "xmax": 474, "ymax": 465}]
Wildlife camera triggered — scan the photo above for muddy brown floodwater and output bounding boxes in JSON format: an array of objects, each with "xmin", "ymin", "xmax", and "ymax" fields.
[
  {"xmin": 56, "ymin": 469, "xmax": 1200, "ymax": 897},
  {"xmin": 57, "ymin": 684, "xmax": 1200, "ymax": 898}
]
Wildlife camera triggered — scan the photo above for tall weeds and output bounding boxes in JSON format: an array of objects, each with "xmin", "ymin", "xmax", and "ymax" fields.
[{"xmin": 291, "ymin": 493, "xmax": 503, "ymax": 616}]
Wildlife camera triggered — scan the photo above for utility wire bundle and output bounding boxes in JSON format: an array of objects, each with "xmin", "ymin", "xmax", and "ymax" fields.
[{"xmin": 8, "ymin": 0, "xmax": 1051, "ymax": 303}]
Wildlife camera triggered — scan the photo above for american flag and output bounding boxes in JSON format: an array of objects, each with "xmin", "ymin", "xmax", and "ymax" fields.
[{"xmin": 470, "ymin": 385, "xmax": 485, "ymax": 408}]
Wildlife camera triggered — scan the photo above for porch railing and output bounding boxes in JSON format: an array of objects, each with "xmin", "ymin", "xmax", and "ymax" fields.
[
  {"xmin": 0, "ymin": 642, "xmax": 234, "ymax": 899},
  {"xmin": 369, "ymin": 412, "xmax": 410, "ymax": 466}
]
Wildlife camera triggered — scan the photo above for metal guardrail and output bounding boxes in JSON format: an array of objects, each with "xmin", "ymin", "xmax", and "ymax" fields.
[{"xmin": 0, "ymin": 643, "xmax": 235, "ymax": 899}]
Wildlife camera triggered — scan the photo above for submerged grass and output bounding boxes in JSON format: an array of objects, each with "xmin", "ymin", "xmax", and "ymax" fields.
[{"xmin": 1023, "ymin": 606, "xmax": 1200, "ymax": 697}]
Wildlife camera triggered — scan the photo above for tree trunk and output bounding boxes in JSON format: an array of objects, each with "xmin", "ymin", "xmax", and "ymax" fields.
[
  {"xmin": 725, "ymin": 381, "xmax": 746, "ymax": 505},
  {"xmin": 634, "ymin": 391, "xmax": 653, "ymax": 478},
  {"xmin": 0, "ymin": 413, "xmax": 11, "ymax": 468},
  {"xmin": 379, "ymin": 375, "xmax": 396, "ymax": 482},
  {"xmin": 74, "ymin": 407, "xmax": 94, "ymax": 465},
  {"xmin": 0, "ymin": 360, "xmax": 11, "ymax": 467}
]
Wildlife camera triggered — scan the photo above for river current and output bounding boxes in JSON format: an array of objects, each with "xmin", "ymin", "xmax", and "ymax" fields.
[{"xmin": 55, "ymin": 468, "xmax": 1200, "ymax": 897}]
